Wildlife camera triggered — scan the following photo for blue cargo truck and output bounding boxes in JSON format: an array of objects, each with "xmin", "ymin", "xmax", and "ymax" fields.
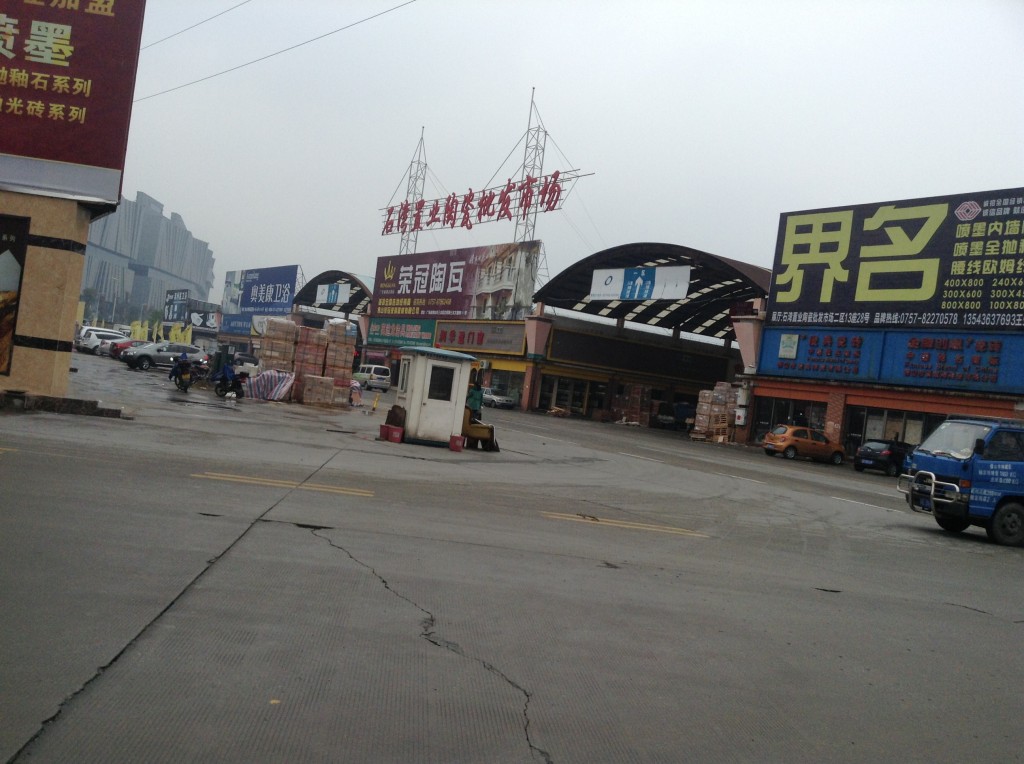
[{"xmin": 898, "ymin": 415, "xmax": 1024, "ymax": 546}]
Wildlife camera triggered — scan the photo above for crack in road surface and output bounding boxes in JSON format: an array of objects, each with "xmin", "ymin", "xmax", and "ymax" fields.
[{"xmin": 312, "ymin": 528, "xmax": 554, "ymax": 764}]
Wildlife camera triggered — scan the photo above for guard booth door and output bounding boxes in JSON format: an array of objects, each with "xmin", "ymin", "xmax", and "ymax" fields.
[{"xmin": 419, "ymin": 360, "xmax": 459, "ymax": 441}]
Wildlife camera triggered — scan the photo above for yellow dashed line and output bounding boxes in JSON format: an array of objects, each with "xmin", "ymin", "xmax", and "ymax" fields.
[
  {"xmin": 192, "ymin": 472, "xmax": 374, "ymax": 497},
  {"xmin": 542, "ymin": 511, "xmax": 707, "ymax": 538}
]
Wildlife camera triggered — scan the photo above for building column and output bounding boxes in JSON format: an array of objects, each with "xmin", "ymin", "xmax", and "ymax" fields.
[{"xmin": 1, "ymin": 191, "xmax": 91, "ymax": 397}]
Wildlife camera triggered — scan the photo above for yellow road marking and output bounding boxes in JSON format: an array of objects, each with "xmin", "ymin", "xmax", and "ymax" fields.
[
  {"xmin": 0, "ymin": 447, "xmax": 15, "ymax": 453},
  {"xmin": 542, "ymin": 511, "xmax": 707, "ymax": 538},
  {"xmin": 192, "ymin": 472, "xmax": 374, "ymax": 497}
]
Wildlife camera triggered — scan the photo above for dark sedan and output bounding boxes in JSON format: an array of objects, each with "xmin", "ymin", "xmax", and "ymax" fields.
[{"xmin": 854, "ymin": 439, "xmax": 912, "ymax": 476}]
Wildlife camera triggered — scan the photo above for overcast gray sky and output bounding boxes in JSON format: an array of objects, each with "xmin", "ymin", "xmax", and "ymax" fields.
[{"xmin": 122, "ymin": 0, "xmax": 1024, "ymax": 299}]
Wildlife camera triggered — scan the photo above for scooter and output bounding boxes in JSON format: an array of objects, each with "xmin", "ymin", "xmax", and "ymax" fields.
[
  {"xmin": 211, "ymin": 365, "xmax": 248, "ymax": 398},
  {"xmin": 171, "ymin": 361, "xmax": 193, "ymax": 392}
]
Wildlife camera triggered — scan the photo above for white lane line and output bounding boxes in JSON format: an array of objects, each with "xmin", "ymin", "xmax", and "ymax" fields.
[
  {"xmin": 715, "ymin": 472, "xmax": 766, "ymax": 484},
  {"xmin": 833, "ymin": 496, "xmax": 898, "ymax": 513},
  {"xmin": 618, "ymin": 452, "xmax": 664, "ymax": 463},
  {"xmin": 524, "ymin": 432, "xmax": 574, "ymax": 443}
]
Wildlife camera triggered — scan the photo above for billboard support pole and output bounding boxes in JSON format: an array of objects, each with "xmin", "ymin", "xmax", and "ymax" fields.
[{"xmin": 399, "ymin": 128, "xmax": 428, "ymax": 257}]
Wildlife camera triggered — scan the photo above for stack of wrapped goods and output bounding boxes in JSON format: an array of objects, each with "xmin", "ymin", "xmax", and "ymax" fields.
[
  {"xmin": 323, "ymin": 320, "xmax": 356, "ymax": 403},
  {"xmin": 690, "ymin": 382, "xmax": 738, "ymax": 442},
  {"xmin": 292, "ymin": 326, "xmax": 328, "ymax": 403},
  {"xmin": 297, "ymin": 375, "xmax": 336, "ymax": 406},
  {"xmin": 260, "ymin": 318, "xmax": 298, "ymax": 373},
  {"xmin": 610, "ymin": 383, "xmax": 651, "ymax": 425}
]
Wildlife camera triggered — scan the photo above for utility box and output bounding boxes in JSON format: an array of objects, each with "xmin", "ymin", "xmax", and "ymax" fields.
[{"xmin": 396, "ymin": 346, "xmax": 477, "ymax": 445}]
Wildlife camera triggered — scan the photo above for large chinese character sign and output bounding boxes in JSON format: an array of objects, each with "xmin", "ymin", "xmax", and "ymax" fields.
[
  {"xmin": 766, "ymin": 187, "xmax": 1024, "ymax": 332},
  {"xmin": 0, "ymin": 0, "xmax": 147, "ymax": 204},
  {"xmin": 373, "ymin": 242, "xmax": 540, "ymax": 320},
  {"xmin": 222, "ymin": 266, "xmax": 298, "ymax": 316}
]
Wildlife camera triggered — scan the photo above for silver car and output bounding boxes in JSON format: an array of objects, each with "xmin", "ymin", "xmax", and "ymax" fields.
[
  {"xmin": 122, "ymin": 342, "xmax": 207, "ymax": 371},
  {"xmin": 482, "ymin": 387, "xmax": 516, "ymax": 409}
]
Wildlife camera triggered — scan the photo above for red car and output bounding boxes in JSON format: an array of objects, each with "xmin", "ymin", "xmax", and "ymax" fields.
[{"xmin": 109, "ymin": 338, "xmax": 148, "ymax": 359}]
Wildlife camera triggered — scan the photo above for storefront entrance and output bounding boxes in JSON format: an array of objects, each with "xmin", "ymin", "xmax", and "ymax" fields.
[{"xmin": 539, "ymin": 375, "xmax": 607, "ymax": 416}]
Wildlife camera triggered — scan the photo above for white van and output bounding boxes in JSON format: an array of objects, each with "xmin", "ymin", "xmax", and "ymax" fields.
[{"xmin": 354, "ymin": 364, "xmax": 391, "ymax": 392}]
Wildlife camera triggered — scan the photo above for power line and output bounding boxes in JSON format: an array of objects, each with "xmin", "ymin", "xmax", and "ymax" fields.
[
  {"xmin": 140, "ymin": 0, "xmax": 254, "ymax": 51},
  {"xmin": 135, "ymin": 0, "xmax": 420, "ymax": 103}
]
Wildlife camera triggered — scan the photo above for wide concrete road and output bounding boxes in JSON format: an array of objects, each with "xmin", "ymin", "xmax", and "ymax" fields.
[{"xmin": 1, "ymin": 353, "xmax": 1021, "ymax": 763}]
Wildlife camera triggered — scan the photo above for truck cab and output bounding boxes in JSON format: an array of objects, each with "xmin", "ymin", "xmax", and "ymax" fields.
[{"xmin": 897, "ymin": 416, "xmax": 1024, "ymax": 545}]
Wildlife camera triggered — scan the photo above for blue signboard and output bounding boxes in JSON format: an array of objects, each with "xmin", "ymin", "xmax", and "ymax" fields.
[
  {"xmin": 222, "ymin": 265, "xmax": 298, "ymax": 316},
  {"xmin": 760, "ymin": 326, "xmax": 1024, "ymax": 395},
  {"xmin": 220, "ymin": 314, "xmax": 252, "ymax": 335}
]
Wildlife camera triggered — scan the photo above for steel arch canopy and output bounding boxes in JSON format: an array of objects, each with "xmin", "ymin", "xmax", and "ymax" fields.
[
  {"xmin": 292, "ymin": 271, "xmax": 373, "ymax": 315},
  {"xmin": 533, "ymin": 243, "xmax": 771, "ymax": 340}
]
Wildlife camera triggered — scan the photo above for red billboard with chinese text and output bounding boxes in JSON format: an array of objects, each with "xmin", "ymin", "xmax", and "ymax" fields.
[
  {"xmin": 0, "ymin": 0, "xmax": 147, "ymax": 203},
  {"xmin": 372, "ymin": 242, "xmax": 540, "ymax": 320}
]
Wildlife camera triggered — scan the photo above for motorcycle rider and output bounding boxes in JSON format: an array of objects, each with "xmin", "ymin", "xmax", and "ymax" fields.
[{"xmin": 169, "ymin": 352, "xmax": 192, "ymax": 389}]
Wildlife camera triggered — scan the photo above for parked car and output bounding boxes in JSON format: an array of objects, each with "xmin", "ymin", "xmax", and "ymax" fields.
[
  {"xmin": 854, "ymin": 439, "xmax": 912, "ymax": 476},
  {"xmin": 353, "ymin": 364, "xmax": 391, "ymax": 392},
  {"xmin": 108, "ymin": 339, "xmax": 149, "ymax": 359},
  {"xmin": 122, "ymin": 342, "xmax": 208, "ymax": 371},
  {"xmin": 762, "ymin": 424, "xmax": 844, "ymax": 464},
  {"xmin": 482, "ymin": 387, "xmax": 516, "ymax": 408},
  {"xmin": 75, "ymin": 328, "xmax": 129, "ymax": 355}
]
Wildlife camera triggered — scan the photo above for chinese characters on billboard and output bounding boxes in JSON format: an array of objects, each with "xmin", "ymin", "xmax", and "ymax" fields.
[
  {"xmin": 766, "ymin": 187, "xmax": 1024, "ymax": 331},
  {"xmin": 761, "ymin": 186, "xmax": 1024, "ymax": 395},
  {"xmin": 366, "ymin": 317, "xmax": 435, "ymax": 347},
  {"xmin": 0, "ymin": 0, "xmax": 147, "ymax": 203},
  {"xmin": 372, "ymin": 242, "xmax": 540, "ymax": 320},
  {"xmin": 222, "ymin": 266, "xmax": 298, "ymax": 316},
  {"xmin": 0, "ymin": 214, "xmax": 28, "ymax": 375},
  {"xmin": 381, "ymin": 171, "xmax": 584, "ymax": 236},
  {"xmin": 163, "ymin": 289, "xmax": 189, "ymax": 323}
]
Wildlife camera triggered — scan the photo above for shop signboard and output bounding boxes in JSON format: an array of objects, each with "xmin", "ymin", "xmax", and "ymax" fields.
[
  {"xmin": 315, "ymin": 282, "xmax": 350, "ymax": 305},
  {"xmin": 436, "ymin": 320, "xmax": 526, "ymax": 355},
  {"xmin": 366, "ymin": 317, "xmax": 434, "ymax": 347},
  {"xmin": 761, "ymin": 187, "xmax": 1024, "ymax": 394},
  {"xmin": 187, "ymin": 311, "xmax": 218, "ymax": 331},
  {"xmin": 589, "ymin": 266, "xmax": 691, "ymax": 301},
  {"xmin": 220, "ymin": 314, "xmax": 251, "ymax": 335},
  {"xmin": 163, "ymin": 289, "xmax": 189, "ymax": 323},
  {"xmin": 759, "ymin": 326, "xmax": 1024, "ymax": 395},
  {"xmin": 372, "ymin": 242, "xmax": 539, "ymax": 320},
  {"xmin": 0, "ymin": 214, "xmax": 28, "ymax": 375},
  {"xmin": 0, "ymin": 0, "xmax": 147, "ymax": 204},
  {"xmin": 222, "ymin": 266, "xmax": 298, "ymax": 316},
  {"xmin": 765, "ymin": 186, "xmax": 1024, "ymax": 332}
]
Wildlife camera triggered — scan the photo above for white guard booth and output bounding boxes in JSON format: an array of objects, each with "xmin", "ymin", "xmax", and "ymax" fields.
[{"xmin": 396, "ymin": 346, "xmax": 477, "ymax": 445}]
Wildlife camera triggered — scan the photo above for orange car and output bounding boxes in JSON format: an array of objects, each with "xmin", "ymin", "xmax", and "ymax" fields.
[{"xmin": 762, "ymin": 424, "xmax": 845, "ymax": 464}]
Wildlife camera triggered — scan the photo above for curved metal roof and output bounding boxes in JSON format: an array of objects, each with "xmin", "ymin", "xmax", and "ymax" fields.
[
  {"xmin": 533, "ymin": 242, "xmax": 771, "ymax": 340},
  {"xmin": 292, "ymin": 270, "xmax": 373, "ymax": 315}
]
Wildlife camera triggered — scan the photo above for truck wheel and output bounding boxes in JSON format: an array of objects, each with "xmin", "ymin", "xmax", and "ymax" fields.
[
  {"xmin": 783, "ymin": 446, "xmax": 797, "ymax": 460},
  {"xmin": 935, "ymin": 516, "xmax": 970, "ymax": 533},
  {"xmin": 987, "ymin": 502, "xmax": 1024, "ymax": 546}
]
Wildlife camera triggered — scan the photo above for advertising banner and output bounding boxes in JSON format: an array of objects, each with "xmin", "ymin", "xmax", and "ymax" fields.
[
  {"xmin": 759, "ymin": 326, "xmax": 1024, "ymax": 395},
  {"xmin": 0, "ymin": 0, "xmax": 147, "ymax": 204},
  {"xmin": 366, "ymin": 317, "xmax": 434, "ymax": 347},
  {"xmin": 589, "ymin": 266, "xmax": 691, "ymax": 301},
  {"xmin": 187, "ymin": 311, "xmax": 218, "ymax": 331},
  {"xmin": 0, "ymin": 214, "xmax": 29, "ymax": 375},
  {"xmin": 766, "ymin": 187, "xmax": 1024, "ymax": 332},
  {"xmin": 163, "ymin": 289, "xmax": 189, "ymax": 323},
  {"xmin": 315, "ymin": 282, "xmax": 350, "ymax": 305},
  {"xmin": 436, "ymin": 320, "xmax": 526, "ymax": 355},
  {"xmin": 372, "ymin": 242, "xmax": 539, "ymax": 320},
  {"xmin": 220, "ymin": 314, "xmax": 251, "ymax": 336},
  {"xmin": 222, "ymin": 266, "xmax": 298, "ymax": 316}
]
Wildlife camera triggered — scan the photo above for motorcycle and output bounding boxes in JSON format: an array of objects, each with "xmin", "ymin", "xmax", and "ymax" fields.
[
  {"xmin": 211, "ymin": 365, "xmax": 248, "ymax": 398},
  {"xmin": 170, "ymin": 359, "xmax": 193, "ymax": 392}
]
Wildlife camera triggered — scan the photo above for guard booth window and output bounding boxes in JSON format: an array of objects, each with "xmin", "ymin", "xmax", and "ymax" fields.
[{"xmin": 428, "ymin": 365, "xmax": 455, "ymax": 401}]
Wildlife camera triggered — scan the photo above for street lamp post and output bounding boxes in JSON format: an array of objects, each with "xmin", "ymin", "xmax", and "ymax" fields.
[{"xmin": 109, "ymin": 275, "xmax": 120, "ymax": 325}]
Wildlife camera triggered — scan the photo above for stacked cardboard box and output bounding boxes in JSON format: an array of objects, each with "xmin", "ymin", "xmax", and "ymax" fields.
[
  {"xmin": 260, "ymin": 318, "xmax": 298, "ymax": 372},
  {"xmin": 690, "ymin": 382, "xmax": 738, "ymax": 442},
  {"xmin": 296, "ymin": 375, "xmax": 336, "ymax": 406},
  {"xmin": 291, "ymin": 326, "xmax": 328, "ymax": 403},
  {"xmin": 323, "ymin": 320, "xmax": 356, "ymax": 396},
  {"xmin": 611, "ymin": 383, "xmax": 651, "ymax": 426}
]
